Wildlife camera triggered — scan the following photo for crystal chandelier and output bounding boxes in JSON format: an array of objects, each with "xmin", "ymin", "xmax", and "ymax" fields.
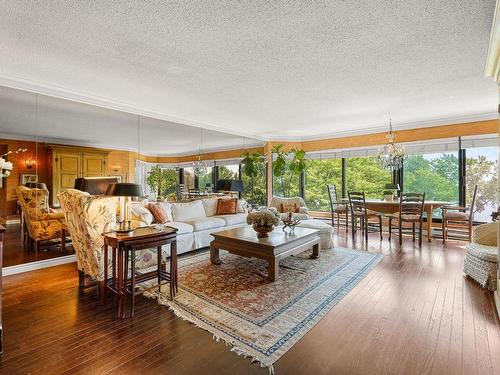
[
  {"xmin": 192, "ymin": 128, "xmax": 207, "ymax": 176},
  {"xmin": 377, "ymin": 119, "xmax": 404, "ymax": 170}
]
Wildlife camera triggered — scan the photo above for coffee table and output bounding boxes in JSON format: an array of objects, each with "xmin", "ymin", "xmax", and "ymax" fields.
[{"xmin": 210, "ymin": 226, "xmax": 320, "ymax": 281}]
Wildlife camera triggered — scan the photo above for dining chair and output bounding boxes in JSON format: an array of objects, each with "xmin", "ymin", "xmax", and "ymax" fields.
[
  {"xmin": 388, "ymin": 192, "xmax": 426, "ymax": 246},
  {"xmin": 327, "ymin": 184, "xmax": 349, "ymax": 232},
  {"xmin": 441, "ymin": 185, "xmax": 478, "ymax": 243},
  {"xmin": 348, "ymin": 191, "xmax": 382, "ymax": 242}
]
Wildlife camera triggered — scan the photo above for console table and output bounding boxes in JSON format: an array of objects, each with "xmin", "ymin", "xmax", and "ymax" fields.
[{"xmin": 103, "ymin": 226, "xmax": 178, "ymax": 318}]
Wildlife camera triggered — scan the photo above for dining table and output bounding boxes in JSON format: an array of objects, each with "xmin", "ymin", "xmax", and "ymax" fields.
[{"xmin": 362, "ymin": 199, "xmax": 451, "ymax": 242}]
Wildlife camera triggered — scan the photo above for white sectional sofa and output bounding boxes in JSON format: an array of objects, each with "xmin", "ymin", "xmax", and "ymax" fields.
[{"xmin": 129, "ymin": 198, "xmax": 248, "ymax": 255}]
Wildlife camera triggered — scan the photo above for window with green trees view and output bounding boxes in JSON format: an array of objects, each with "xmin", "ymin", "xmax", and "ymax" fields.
[
  {"xmin": 217, "ymin": 165, "xmax": 239, "ymax": 180},
  {"xmin": 272, "ymin": 170, "xmax": 299, "ymax": 198},
  {"xmin": 346, "ymin": 157, "xmax": 392, "ymax": 198},
  {"xmin": 305, "ymin": 159, "xmax": 342, "ymax": 211},
  {"xmin": 241, "ymin": 162, "xmax": 267, "ymax": 206}
]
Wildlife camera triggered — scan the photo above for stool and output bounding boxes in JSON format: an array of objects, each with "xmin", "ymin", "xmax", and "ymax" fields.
[
  {"xmin": 463, "ymin": 242, "xmax": 498, "ymax": 291},
  {"xmin": 296, "ymin": 219, "xmax": 334, "ymax": 249}
]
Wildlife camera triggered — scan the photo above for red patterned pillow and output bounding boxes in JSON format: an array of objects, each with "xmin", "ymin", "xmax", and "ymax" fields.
[
  {"xmin": 216, "ymin": 198, "xmax": 237, "ymax": 215},
  {"xmin": 280, "ymin": 203, "xmax": 299, "ymax": 213},
  {"xmin": 148, "ymin": 203, "xmax": 170, "ymax": 224}
]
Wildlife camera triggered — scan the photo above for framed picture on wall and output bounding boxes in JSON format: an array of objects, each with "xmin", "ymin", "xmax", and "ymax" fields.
[{"xmin": 20, "ymin": 173, "xmax": 38, "ymax": 185}]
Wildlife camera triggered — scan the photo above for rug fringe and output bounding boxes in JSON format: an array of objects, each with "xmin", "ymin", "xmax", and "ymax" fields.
[{"xmin": 153, "ymin": 292, "xmax": 275, "ymax": 374}]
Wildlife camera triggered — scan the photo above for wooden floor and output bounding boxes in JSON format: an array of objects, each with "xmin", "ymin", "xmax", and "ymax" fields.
[
  {"xmin": 0, "ymin": 229, "xmax": 499, "ymax": 375},
  {"xmin": 2, "ymin": 224, "xmax": 75, "ymax": 267}
]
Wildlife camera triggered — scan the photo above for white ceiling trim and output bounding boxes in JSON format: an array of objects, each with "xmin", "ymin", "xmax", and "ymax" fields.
[{"xmin": 0, "ymin": 73, "xmax": 267, "ymax": 142}]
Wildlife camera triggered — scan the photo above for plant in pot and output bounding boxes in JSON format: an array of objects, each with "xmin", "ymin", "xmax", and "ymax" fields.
[
  {"xmin": 246, "ymin": 209, "xmax": 281, "ymax": 238},
  {"xmin": 240, "ymin": 150, "xmax": 265, "ymax": 207}
]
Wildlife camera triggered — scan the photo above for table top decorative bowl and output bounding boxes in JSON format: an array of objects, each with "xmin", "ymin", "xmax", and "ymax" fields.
[{"xmin": 246, "ymin": 209, "xmax": 281, "ymax": 238}]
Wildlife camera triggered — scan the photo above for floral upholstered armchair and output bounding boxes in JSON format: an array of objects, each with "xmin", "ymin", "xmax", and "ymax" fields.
[
  {"xmin": 59, "ymin": 189, "xmax": 159, "ymax": 299},
  {"xmin": 16, "ymin": 186, "xmax": 66, "ymax": 251},
  {"xmin": 269, "ymin": 196, "xmax": 311, "ymax": 221}
]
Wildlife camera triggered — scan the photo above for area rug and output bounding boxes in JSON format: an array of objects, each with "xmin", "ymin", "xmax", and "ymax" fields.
[{"xmin": 145, "ymin": 247, "xmax": 383, "ymax": 373}]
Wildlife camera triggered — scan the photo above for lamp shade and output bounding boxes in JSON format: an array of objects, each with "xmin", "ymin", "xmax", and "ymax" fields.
[
  {"xmin": 215, "ymin": 179, "xmax": 244, "ymax": 193},
  {"xmin": 75, "ymin": 177, "xmax": 119, "ymax": 195},
  {"xmin": 105, "ymin": 183, "xmax": 144, "ymax": 197}
]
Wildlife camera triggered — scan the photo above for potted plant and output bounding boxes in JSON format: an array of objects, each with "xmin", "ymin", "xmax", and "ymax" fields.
[
  {"xmin": 146, "ymin": 166, "xmax": 178, "ymax": 200},
  {"xmin": 272, "ymin": 144, "xmax": 307, "ymax": 197},
  {"xmin": 246, "ymin": 209, "xmax": 281, "ymax": 238}
]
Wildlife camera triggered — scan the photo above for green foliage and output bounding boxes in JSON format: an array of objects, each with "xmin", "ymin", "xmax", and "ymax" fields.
[
  {"xmin": 272, "ymin": 144, "xmax": 307, "ymax": 197},
  {"xmin": 465, "ymin": 155, "xmax": 497, "ymax": 214},
  {"xmin": 305, "ymin": 159, "xmax": 342, "ymax": 210},
  {"xmin": 346, "ymin": 157, "xmax": 392, "ymax": 198},
  {"xmin": 146, "ymin": 166, "xmax": 178, "ymax": 199},
  {"xmin": 240, "ymin": 151, "xmax": 266, "ymax": 206},
  {"xmin": 218, "ymin": 165, "xmax": 238, "ymax": 180}
]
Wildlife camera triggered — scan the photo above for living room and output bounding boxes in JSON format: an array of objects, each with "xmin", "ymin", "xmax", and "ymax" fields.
[{"xmin": 0, "ymin": 1, "xmax": 499, "ymax": 374}]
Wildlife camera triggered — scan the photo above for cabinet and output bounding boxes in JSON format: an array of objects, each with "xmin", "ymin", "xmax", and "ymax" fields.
[{"xmin": 48, "ymin": 145, "xmax": 109, "ymax": 204}]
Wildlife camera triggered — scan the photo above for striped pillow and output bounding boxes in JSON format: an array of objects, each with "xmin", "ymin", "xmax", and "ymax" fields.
[{"xmin": 148, "ymin": 203, "xmax": 171, "ymax": 224}]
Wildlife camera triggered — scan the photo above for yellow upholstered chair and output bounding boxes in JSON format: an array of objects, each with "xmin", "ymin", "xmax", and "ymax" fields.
[{"xmin": 16, "ymin": 186, "xmax": 66, "ymax": 252}]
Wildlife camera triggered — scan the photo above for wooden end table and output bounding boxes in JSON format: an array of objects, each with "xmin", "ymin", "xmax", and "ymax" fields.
[
  {"xmin": 210, "ymin": 226, "xmax": 320, "ymax": 281},
  {"xmin": 103, "ymin": 226, "xmax": 178, "ymax": 318}
]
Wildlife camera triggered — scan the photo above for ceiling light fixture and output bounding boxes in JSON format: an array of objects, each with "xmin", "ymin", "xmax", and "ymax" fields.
[
  {"xmin": 377, "ymin": 119, "xmax": 404, "ymax": 170},
  {"xmin": 193, "ymin": 128, "xmax": 207, "ymax": 176}
]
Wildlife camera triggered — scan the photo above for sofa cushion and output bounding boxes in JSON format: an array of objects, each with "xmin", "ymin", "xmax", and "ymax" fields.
[
  {"xmin": 148, "ymin": 202, "xmax": 171, "ymax": 224},
  {"xmin": 129, "ymin": 203, "xmax": 154, "ymax": 225},
  {"xmin": 182, "ymin": 217, "xmax": 226, "ymax": 231},
  {"xmin": 216, "ymin": 198, "xmax": 237, "ymax": 215},
  {"xmin": 465, "ymin": 242, "xmax": 498, "ymax": 263},
  {"xmin": 201, "ymin": 198, "xmax": 219, "ymax": 217},
  {"xmin": 214, "ymin": 213, "xmax": 248, "ymax": 226},
  {"xmin": 473, "ymin": 222, "xmax": 497, "ymax": 247},
  {"xmin": 171, "ymin": 200, "xmax": 206, "ymax": 221},
  {"xmin": 165, "ymin": 221, "xmax": 194, "ymax": 234}
]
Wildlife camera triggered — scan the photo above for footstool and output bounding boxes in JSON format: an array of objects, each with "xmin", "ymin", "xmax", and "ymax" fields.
[
  {"xmin": 463, "ymin": 242, "xmax": 498, "ymax": 291},
  {"xmin": 295, "ymin": 219, "xmax": 333, "ymax": 249}
]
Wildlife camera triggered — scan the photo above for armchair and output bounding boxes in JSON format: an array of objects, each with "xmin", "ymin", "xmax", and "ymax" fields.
[
  {"xmin": 269, "ymin": 196, "xmax": 311, "ymax": 221},
  {"xmin": 59, "ymin": 189, "xmax": 159, "ymax": 300},
  {"xmin": 16, "ymin": 186, "xmax": 66, "ymax": 252}
]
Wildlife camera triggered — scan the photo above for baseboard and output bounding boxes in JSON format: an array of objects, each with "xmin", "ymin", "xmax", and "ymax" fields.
[{"xmin": 3, "ymin": 255, "xmax": 76, "ymax": 276}]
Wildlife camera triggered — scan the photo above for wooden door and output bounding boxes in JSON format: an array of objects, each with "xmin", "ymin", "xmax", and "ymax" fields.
[
  {"xmin": 52, "ymin": 152, "xmax": 81, "ymax": 204},
  {"xmin": 82, "ymin": 154, "xmax": 107, "ymax": 177}
]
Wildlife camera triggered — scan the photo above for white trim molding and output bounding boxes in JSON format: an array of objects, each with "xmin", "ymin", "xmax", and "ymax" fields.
[
  {"xmin": 485, "ymin": 0, "xmax": 500, "ymax": 83},
  {"xmin": 3, "ymin": 255, "xmax": 76, "ymax": 276}
]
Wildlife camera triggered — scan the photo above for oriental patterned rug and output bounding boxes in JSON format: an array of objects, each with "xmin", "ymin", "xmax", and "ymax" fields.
[{"xmin": 146, "ymin": 247, "xmax": 383, "ymax": 373}]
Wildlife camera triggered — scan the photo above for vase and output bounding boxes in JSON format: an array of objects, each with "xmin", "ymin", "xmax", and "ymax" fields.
[{"xmin": 253, "ymin": 224, "xmax": 274, "ymax": 238}]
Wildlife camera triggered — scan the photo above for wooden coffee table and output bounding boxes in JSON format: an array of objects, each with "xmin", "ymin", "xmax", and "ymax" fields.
[{"xmin": 210, "ymin": 226, "xmax": 320, "ymax": 281}]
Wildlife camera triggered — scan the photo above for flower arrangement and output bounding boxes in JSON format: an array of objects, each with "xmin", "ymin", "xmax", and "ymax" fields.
[
  {"xmin": 0, "ymin": 157, "xmax": 13, "ymax": 178},
  {"xmin": 246, "ymin": 209, "xmax": 281, "ymax": 238}
]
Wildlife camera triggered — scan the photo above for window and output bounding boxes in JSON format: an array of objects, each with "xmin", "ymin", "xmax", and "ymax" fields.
[
  {"xmin": 304, "ymin": 159, "xmax": 342, "ymax": 211},
  {"xmin": 272, "ymin": 170, "xmax": 299, "ymax": 198},
  {"xmin": 242, "ymin": 162, "xmax": 267, "ymax": 206},
  {"xmin": 183, "ymin": 167, "xmax": 196, "ymax": 190},
  {"xmin": 197, "ymin": 166, "xmax": 213, "ymax": 192},
  {"xmin": 217, "ymin": 165, "xmax": 239, "ymax": 180},
  {"xmin": 466, "ymin": 146, "xmax": 498, "ymax": 222},
  {"xmin": 346, "ymin": 157, "xmax": 392, "ymax": 199}
]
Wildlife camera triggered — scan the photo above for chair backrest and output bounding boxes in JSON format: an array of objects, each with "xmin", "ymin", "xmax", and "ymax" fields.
[
  {"xmin": 16, "ymin": 186, "xmax": 50, "ymax": 220},
  {"xmin": 269, "ymin": 196, "xmax": 307, "ymax": 213},
  {"xmin": 348, "ymin": 191, "xmax": 366, "ymax": 215},
  {"xmin": 399, "ymin": 192, "xmax": 425, "ymax": 219},
  {"xmin": 327, "ymin": 184, "xmax": 340, "ymax": 211},
  {"xmin": 469, "ymin": 185, "xmax": 478, "ymax": 221},
  {"xmin": 59, "ymin": 189, "xmax": 118, "ymax": 281}
]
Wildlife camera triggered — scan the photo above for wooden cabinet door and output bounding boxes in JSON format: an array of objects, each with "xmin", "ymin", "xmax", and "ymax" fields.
[
  {"xmin": 53, "ymin": 152, "xmax": 81, "ymax": 204},
  {"xmin": 82, "ymin": 154, "xmax": 107, "ymax": 177}
]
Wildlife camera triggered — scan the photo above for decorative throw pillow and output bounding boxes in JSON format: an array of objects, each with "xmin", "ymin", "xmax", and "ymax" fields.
[
  {"xmin": 280, "ymin": 203, "xmax": 299, "ymax": 213},
  {"xmin": 216, "ymin": 198, "xmax": 237, "ymax": 215},
  {"xmin": 148, "ymin": 202, "xmax": 171, "ymax": 224}
]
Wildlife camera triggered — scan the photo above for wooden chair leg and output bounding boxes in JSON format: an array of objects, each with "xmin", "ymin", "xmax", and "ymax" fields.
[
  {"xmin": 35, "ymin": 240, "xmax": 41, "ymax": 253},
  {"xmin": 78, "ymin": 270, "xmax": 86, "ymax": 288},
  {"xmin": 442, "ymin": 217, "xmax": 446, "ymax": 243},
  {"xmin": 468, "ymin": 222, "xmax": 472, "ymax": 242},
  {"xmin": 331, "ymin": 212, "xmax": 334, "ymax": 227},
  {"xmin": 419, "ymin": 221, "xmax": 423, "ymax": 246},
  {"xmin": 388, "ymin": 218, "xmax": 392, "ymax": 240},
  {"xmin": 379, "ymin": 216, "xmax": 383, "ymax": 240},
  {"xmin": 345, "ymin": 211, "xmax": 348, "ymax": 233},
  {"xmin": 98, "ymin": 281, "xmax": 106, "ymax": 304},
  {"xmin": 364, "ymin": 217, "xmax": 368, "ymax": 242},
  {"xmin": 337, "ymin": 213, "xmax": 340, "ymax": 230},
  {"xmin": 398, "ymin": 223, "xmax": 402, "ymax": 246},
  {"xmin": 412, "ymin": 222, "xmax": 415, "ymax": 242},
  {"xmin": 351, "ymin": 216, "xmax": 355, "ymax": 239}
]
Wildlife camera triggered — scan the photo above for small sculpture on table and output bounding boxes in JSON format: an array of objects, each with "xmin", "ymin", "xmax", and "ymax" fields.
[{"xmin": 282, "ymin": 211, "xmax": 301, "ymax": 232}]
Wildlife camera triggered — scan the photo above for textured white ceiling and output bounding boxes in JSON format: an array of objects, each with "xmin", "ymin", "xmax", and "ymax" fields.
[
  {"xmin": 0, "ymin": 1, "xmax": 498, "ymax": 140},
  {"xmin": 0, "ymin": 86, "xmax": 262, "ymax": 156}
]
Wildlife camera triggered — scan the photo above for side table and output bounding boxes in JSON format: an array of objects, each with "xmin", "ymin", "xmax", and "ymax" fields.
[{"xmin": 103, "ymin": 226, "xmax": 178, "ymax": 318}]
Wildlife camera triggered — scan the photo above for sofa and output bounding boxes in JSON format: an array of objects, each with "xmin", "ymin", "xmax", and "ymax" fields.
[
  {"xmin": 463, "ymin": 222, "xmax": 498, "ymax": 291},
  {"xmin": 129, "ymin": 197, "xmax": 249, "ymax": 256},
  {"xmin": 269, "ymin": 196, "xmax": 311, "ymax": 221}
]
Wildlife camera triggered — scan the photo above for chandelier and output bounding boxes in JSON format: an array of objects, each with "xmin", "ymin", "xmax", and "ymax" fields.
[
  {"xmin": 377, "ymin": 119, "xmax": 404, "ymax": 170},
  {"xmin": 192, "ymin": 128, "xmax": 207, "ymax": 176}
]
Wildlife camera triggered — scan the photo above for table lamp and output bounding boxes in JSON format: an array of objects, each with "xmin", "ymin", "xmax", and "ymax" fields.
[{"xmin": 105, "ymin": 183, "xmax": 145, "ymax": 233}]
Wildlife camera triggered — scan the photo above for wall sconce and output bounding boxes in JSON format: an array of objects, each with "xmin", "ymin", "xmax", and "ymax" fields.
[
  {"xmin": 112, "ymin": 162, "xmax": 121, "ymax": 172},
  {"xmin": 25, "ymin": 158, "xmax": 36, "ymax": 169}
]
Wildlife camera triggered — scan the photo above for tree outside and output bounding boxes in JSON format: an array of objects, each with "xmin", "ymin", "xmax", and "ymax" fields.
[
  {"xmin": 346, "ymin": 157, "xmax": 392, "ymax": 198},
  {"xmin": 305, "ymin": 159, "xmax": 342, "ymax": 210}
]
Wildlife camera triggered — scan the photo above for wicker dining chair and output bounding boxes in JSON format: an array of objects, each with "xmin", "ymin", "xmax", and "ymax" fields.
[
  {"xmin": 388, "ymin": 192, "xmax": 426, "ymax": 246},
  {"xmin": 348, "ymin": 191, "xmax": 382, "ymax": 241},
  {"xmin": 327, "ymin": 184, "xmax": 349, "ymax": 232},
  {"xmin": 441, "ymin": 185, "xmax": 478, "ymax": 243}
]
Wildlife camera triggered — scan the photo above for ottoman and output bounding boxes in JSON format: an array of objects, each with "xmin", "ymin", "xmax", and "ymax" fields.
[
  {"xmin": 463, "ymin": 242, "xmax": 498, "ymax": 291},
  {"xmin": 296, "ymin": 219, "xmax": 333, "ymax": 249}
]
